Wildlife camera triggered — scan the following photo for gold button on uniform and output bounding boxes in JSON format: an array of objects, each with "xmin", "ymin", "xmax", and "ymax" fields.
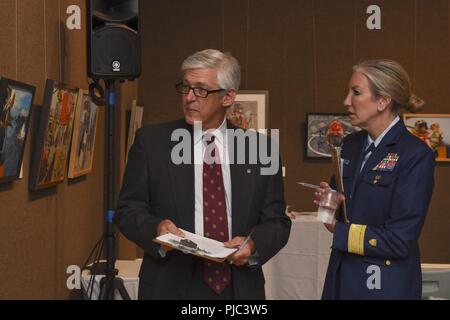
[
  {"xmin": 386, "ymin": 260, "xmax": 391, "ymax": 266},
  {"xmin": 373, "ymin": 175, "xmax": 382, "ymax": 184},
  {"xmin": 368, "ymin": 239, "xmax": 377, "ymax": 247}
]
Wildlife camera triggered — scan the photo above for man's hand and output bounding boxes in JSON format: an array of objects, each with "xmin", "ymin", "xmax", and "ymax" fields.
[
  {"xmin": 224, "ymin": 236, "xmax": 255, "ymax": 266},
  {"xmin": 157, "ymin": 219, "xmax": 185, "ymax": 251}
]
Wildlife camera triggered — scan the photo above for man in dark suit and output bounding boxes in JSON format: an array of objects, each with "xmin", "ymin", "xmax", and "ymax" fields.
[{"xmin": 114, "ymin": 49, "xmax": 291, "ymax": 299}]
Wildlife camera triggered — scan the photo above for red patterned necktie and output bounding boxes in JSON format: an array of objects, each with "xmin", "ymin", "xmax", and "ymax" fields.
[{"xmin": 202, "ymin": 135, "xmax": 231, "ymax": 295}]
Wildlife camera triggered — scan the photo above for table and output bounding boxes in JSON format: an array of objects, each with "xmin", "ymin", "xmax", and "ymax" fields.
[
  {"xmin": 81, "ymin": 259, "xmax": 143, "ymax": 300},
  {"xmin": 80, "ymin": 237, "xmax": 449, "ymax": 300},
  {"xmin": 262, "ymin": 213, "xmax": 333, "ymax": 300},
  {"xmin": 421, "ymin": 263, "xmax": 450, "ymax": 299}
]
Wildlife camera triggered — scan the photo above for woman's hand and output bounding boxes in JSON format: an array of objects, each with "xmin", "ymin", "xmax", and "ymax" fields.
[
  {"xmin": 313, "ymin": 182, "xmax": 332, "ymax": 206},
  {"xmin": 313, "ymin": 182, "xmax": 345, "ymax": 233}
]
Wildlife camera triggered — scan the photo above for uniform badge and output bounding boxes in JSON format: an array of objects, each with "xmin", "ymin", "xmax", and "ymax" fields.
[
  {"xmin": 373, "ymin": 175, "xmax": 382, "ymax": 184},
  {"xmin": 372, "ymin": 153, "xmax": 399, "ymax": 172}
]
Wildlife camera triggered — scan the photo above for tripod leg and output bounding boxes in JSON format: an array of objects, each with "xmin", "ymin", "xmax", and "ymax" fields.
[
  {"xmin": 115, "ymin": 278, "xmax": 131, "ymax": 300},
  {"xmin": 98, "ymin": 279, "xmax": 106, "ymax": 300},
  {"xmin": 117, "ymin": 284, "xmax": 131, "ymax": 300}
]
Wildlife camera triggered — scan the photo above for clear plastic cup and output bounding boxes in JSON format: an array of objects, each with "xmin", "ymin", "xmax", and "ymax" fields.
[{"xmin": 317, "ymin": 189, "xmax": 339, "ymax": 224}]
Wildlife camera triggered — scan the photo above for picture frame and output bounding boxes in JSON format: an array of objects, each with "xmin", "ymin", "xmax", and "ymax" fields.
[
  {"xmin": 305, "ymin": 113, "xmax": 361, "ymax": 159},
  {"xmin": 0, "ymin": 77, "xmax": 35, "ymax": 184},
  {"xmin": 29, "ymin": 79, "xmax": 79, "ymax": 190},
  {"xmin": 126, "ymin": 100, "xmax": 144, "ymax": 160},
  {"xmin": 403, "ymin": 113, "xmax": 450, "ymax": 162},
  {"xmin": 227, "ymin": 90, "xmax": 268, "ymax": 131},
  {"xmin": 67, "ymin": 89, "xmax": 99, "ymax": 178}
]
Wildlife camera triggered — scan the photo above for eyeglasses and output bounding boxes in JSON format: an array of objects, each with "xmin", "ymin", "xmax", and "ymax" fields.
[{"xmin": 175, "ymin": 82, "xmax": 225, "ymax": 98}]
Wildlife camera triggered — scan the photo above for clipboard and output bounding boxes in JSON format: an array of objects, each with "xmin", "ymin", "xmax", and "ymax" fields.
[
  {"xmin": 153, "ymin": 229, "xmax": 237, "ymax": 263},
  {"xmin": 330, "ymin": 146, "xmax": 349, "ymax": 223}
]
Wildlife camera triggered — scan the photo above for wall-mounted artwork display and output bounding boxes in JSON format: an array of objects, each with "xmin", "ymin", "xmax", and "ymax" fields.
[
  {"xmin": 403, "ymin": 113, "xmax": 450, "ymax": 162},
  {"xmin": 68, "ymin": 89, "xmax": 99, "ymax": 178},
  {"xmin": 29, "ymin": 80, "xmax": 79, "ymax": 190},
  {"xmin": 227, "ymin": 90, "xmax": 268, "ymax": 131},
  {"xmin": 0, "ymin": 78, "xmax": 35, "ymax": 184},
  {"xmin": 306, "ymin": 113, "xmax": 361, "ymax": 159}
]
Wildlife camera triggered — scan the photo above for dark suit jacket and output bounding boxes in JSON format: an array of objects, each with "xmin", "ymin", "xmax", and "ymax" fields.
[
  {"xmin": 322, "ymin": 120, "xmax": 435, "ymax": 299},
  {"xmin": 114, "ymin": 118, "xmax": 291, "ymax": 299}
]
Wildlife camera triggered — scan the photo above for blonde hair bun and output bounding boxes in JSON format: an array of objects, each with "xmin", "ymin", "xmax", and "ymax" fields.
[{"xmin": 407, "ymin": 93, "xmax": 425, "ymax": 113}]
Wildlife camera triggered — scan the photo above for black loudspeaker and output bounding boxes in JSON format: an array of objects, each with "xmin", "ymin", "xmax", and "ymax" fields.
[{"xmin": 87, "ymin": 0, "xmax": 140, "ymax": 79}]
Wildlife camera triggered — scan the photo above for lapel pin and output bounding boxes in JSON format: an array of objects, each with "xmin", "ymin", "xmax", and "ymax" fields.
[{"xmin": 373, "ymin": 174, "xmax": 382, "ymax": 184}]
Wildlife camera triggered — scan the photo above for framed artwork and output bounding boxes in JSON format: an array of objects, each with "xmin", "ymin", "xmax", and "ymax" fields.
[
  {"xmin": 29, "ymin": 80, "xmax": 79, "ymax": 190},
  {"xmin": 67, "ymin": 89, "xmax": 99, "ymax": 178},
  {"xmin": 306, "ymin": 113, "xmax": 361, "ymax": 159},
  {"xmin": 403, "ymin": 113, "xmax": 450, "ymax": 162},
  {"xmin": 0, "ymin": 77, "xmax": 35, "ymax": 184},
  {"xmin": 126, "ymin": 100, "xmax": 144, "ymax": 160},
  {"xmin": 227, "ymin": 90, "xmax": 268, "ymax": 131}
]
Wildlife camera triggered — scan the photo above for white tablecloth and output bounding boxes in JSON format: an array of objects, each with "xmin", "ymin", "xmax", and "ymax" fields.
[
  {"xmin": 81, "ymin": 259, "xmax": 143, "ymax": 300},
  {"xmin": 262, "ymin": 213, "xmax": 333, "ymax": 300},
  {"xmin": 79, "ymin": 231, "xmax": 449, "ymax": 300}
]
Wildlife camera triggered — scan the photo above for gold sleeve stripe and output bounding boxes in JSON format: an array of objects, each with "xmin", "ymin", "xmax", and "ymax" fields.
[{"xmin": 348, "ymin": 224, "xmax": 367, "ymax": 256}]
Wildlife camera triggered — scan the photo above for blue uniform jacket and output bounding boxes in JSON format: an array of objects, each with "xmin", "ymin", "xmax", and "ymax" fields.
[{"xmin": 322, "ymin": 119, "xmax": 435, "ymax": 300}]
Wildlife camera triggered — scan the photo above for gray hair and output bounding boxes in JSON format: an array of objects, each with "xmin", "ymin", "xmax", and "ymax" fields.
[
  {"xmin": 353, "ymin": 59, "xmax": 425, "ymax": 113},
  {"xmin": 181, "ymin": 49, "xmax": 241, "ymax": 91}
]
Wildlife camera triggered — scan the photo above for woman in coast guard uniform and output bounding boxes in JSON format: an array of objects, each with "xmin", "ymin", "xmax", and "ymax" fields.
[{"xmin": 317, "ymin": 60, "xmax": 435, "ymax": 300}]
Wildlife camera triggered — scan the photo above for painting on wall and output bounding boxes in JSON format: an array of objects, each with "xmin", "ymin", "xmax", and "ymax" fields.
[
  {"xmin": 29, "ymin": 80, "xmax": 79, "ymax": 190},
  {"xmin": 227, "ymin": 90, "xmax": 268, "ymax": 131},
  {"xmin": 403, "ymin": 113, "xmax": 450, "ymax": 162},
  {"xmin": 306, "ymin": 113, "xmax": 361, "ymax": 159},
  {"xmin": 68, "ymin": 89, "xmax": 99, "ymax": 178},
  {"xmin": 0, "ymin": 78, "xmax": 35, "ymax": 184}
]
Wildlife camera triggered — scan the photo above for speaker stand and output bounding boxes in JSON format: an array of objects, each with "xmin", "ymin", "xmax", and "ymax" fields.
[{"xmin": 96, "ymin": 79, "xmax": 130, "ymax": 300}]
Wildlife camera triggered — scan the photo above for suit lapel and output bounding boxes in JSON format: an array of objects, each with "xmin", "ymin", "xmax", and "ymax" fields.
[
  {"xmin": 359, "ymin": 144, "xmax": 388, "ymax": 178},
  {"xmin": 167, "ymin": 122, "xmax": 195, "ymax": 233},
  {"xmin": 350, "ymin": 133, "xmax": 367, "ymax": 198},
  {"xmin": 352, "ymin": 120, "xmax": 406, "ymax": 197},
  {"xmin": 227, "ymin": 121, "xmax": 255, "ymax": 237},
  {"xmin": 230, "ymin": 162, "xmax": 254, "ymax": 237},
  {"xmin": 351, "ymin": 143, "xmax": 388, "ymax": 197}
]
